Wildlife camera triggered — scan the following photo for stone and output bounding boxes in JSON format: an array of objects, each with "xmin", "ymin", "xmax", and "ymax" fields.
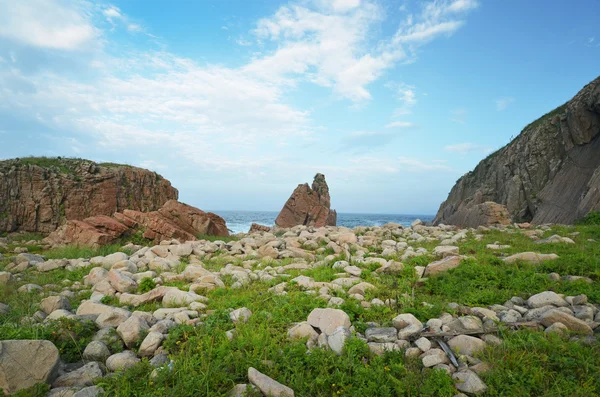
[
  {"xmin": 0, "ymin": 272, "xmax": 12, "ymax": 285},
  {"xmin": 52, "ymin": 362, "xmax": 103, "ymax": 387},
  {"xmin": 365, "ymin": 327, "xmax": 398, "ymax": 343},
  {"xmin": 540, "ymin": 309, "xmax": 593, "ymax": 334},
  {"xmin": 368, "ymin": 342, "xmax": 400, "ymax": 355},
  {"xmin": 414, "ymin": 337, "xmax": 432, "ymax": 352},
  {"xmin": 274, "ymin": 173, "xmax": 336, "ymax": 228},
  {"xmin": 422, "ymin": 349, "xmax": 449, "ymax": 367},
  {"xmin": 73, "ymin": 386, "xmax": 105, "ymax": 397},
  {"xmin": 106, "ymin": 351, "xmax": 140, "ymax": 372},
  {"xmin": 527, "ymin": 291, "xmax": 568, "ymax": 309},
  {"xmin": 257, "ymin": 245, "xmax": 279, "ymax": 259},
  {"xmin": 435, "ymin": 201, "xmax": 512, "ymax": 228},
  {"xmin": 162, "ymin": 289, "xmax": 206, "ymax": 307},
  {"xmin": 248, "ymin": 367, "xmax": 294, "ymax": 397},
  {"xmin": 545, "ymin": 322, "xmax": 569, "ymax": 335},
  {"xmin": 0, "ymin": 340, "xmax": 60, "ymax": 395},
  {"xmin": 116, "ymin": 316, "xmax": 150, "ymax": 348},
  {"xmin": 229, "ymin": 383, "xmax": 259, "ymax": 397},
  {"xmin": 347, "ymin": 282, "xmax": 375, "ymax": 296},
  {"xmin": 344, "ymin": 265, "xmax": 362, "ymax": 277},
  {"xmin": 453, "ymin": 370, "xmax": 488, "ymax": 395},
  {"xmin": 139, "ymin": 332, "xmax": 165, "ymax": 357},
  {"xmin": 424, "ymin": 256, "xmax": 463, "ymax": 276},
  {"xmin": 41, "ymin": 296, "xmax": 72, "ymax": 315},
  {"xmin": 433, "ymin": 246, "xmax": 459, "ymax": 258},
  {"xmin": 503, "ymin": 252, "xmax": 559, "ymax": 265},
  {"xmin": 107, "ymin": 269, "xmax": 138, "ymax": 293},
  {"xmin": 95, "ymin": 307, "xmax": 132, "ymax": 328},
  {"xmin": 447, "ymin": 335, "xmax": 487, "ymax": 356},
  {"xmin": 83, "ymin": 341, "xmax": 111, "ymax": 362},
  {"xmin": 307, "ymin": 308, "xmax": 351, "ymax": 336},
  {"xmin": 288, "ymin": 322, "xmax": 318, "ymax": 341},
  {"xmin": 392, "ymin": 313, "xmax": 423, "ymax": 339},
  {"xmin": 230, "ymin": 307, "xmax": 253, "ymax": 324},
  {"xmin": 327, "ymin": 326, "xmax": 351, "ymax": 355}
]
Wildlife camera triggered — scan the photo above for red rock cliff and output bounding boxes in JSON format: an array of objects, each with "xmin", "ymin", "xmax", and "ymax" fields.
[{"xmin": 0, "ymin": 157, "xmax": 178, "ymax": 233}]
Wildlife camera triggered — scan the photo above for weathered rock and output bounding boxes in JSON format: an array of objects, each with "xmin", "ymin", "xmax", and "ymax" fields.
[
  {"xmin": 421, "ymin": 349, "xmax": 449, "ymax": 367},
  {"xmin": 327, "ymin": 326, "xmax": 351, "ymax": 355},
  {"xmin": 434, "ymin": 77, "xmax": 600, "ymax": 225},
  {"xmin": 138, "ymin": 332, "xmax": 165, "ymax": 357},
  {"xmin": 447, "ymin": 335, "xmax": 487, "ymax": 356},
  {"xmin": 107, "ymin": 269, "xmax": 137, "ymax": 293},
  {"xmin": 249, "ymin": 223, "xmax": 271, "ymax": 233},
  {"xmin": 365, "ymin": 327, "xmax": 398, "ymax": 343},
  {"xmin": 307, "ymin": 308, "xmax": 351, "ymax": 336},
  {"xmin": 0, "ymin": 272, "xmax": 13, "ymax": 285},
  {"xmin": 72, "ymin": 386, "xmax": 104, "ymax": 397},
  {"xmin": 52, "ymin": 362, "xmax": 103, "ymax": 387},
  {"xmin": 503, "ymin": 252, "xmax": 559, "ymax": 265},
  {"xmin": 0, "ymin": 158, "xmax": 177, "ymax": 234},
  {"xmin": 41, "ymin": 296, "xmax": 71, "ymax": 315},
  {"xmin": 288, "ymin": 322, "xmax": 318, "ymax": 341},
  {"xmin": 527, "ymin": 291, "xmax": 568, "ymax": 308},
  {"xmin": 392, "ymin": 313, "xmax": 423, "ymax": 339},
  {"xmin": 424, "ymin": 256, "xmax": 463, "ymax": 276},
  {"xmin": 540, "ymin": 309, "xmax": 593, "ymax": 334},
  {"xmin": 453, "ymin": 370, "xmax": 488, "ymax": 395},
  {"xmin": 229, "ymin": 384, "xmax": 259, "ymax": 397},
  {"xmin": 433, "ymin": 246, "xmax": 460, "ymax": 258},
  {"xmin": 275, "ymin": 173, "xmax": 336, "ymax": 228},
  {"xmin": 248, "ymin": 367, "xmax": 294, "ymax": 397},
  {"xmin": 83, "ymin": 341, "xmax": 111, "ymax": 362},
  {"xmin": 0, "ymin": 340, "xmax": 60, "ymax": 395},
  {"xmin": 106, "ymin": 351, "xmax": 140, "ymax": 372},
  {"xmin": 116, "ymin": 316, "xmax": 150, "ymax": 348}
]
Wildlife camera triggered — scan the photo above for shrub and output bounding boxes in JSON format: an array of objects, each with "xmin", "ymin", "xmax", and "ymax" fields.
[
  {"xmin": 576, "ymin": 211, "xmax": 600, "ymax": 225},
  {"xmin": 138, "ymin": 277, "xmax": 157, "ymax": 293}
]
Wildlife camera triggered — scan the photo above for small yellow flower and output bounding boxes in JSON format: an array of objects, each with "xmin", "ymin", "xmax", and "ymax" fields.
[{"xmin": 384, "ymin": 366, "xmax": 390, "ymax": 371}]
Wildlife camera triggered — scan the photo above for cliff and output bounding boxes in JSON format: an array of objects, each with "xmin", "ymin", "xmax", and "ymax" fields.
[
  {"xmin": 275, "ymin": 173, "xmax": 337, "ymax": 228},
  {"xmin": 435, "ymin": 76, "xmax": 600, "ymax": 226},
  {"xmin": 0, "ymin": 157, "xmax": 178, "ymax": 233}
]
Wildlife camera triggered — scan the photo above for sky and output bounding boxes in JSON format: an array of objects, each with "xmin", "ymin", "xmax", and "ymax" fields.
[{"xmin": 0, "ymin": 0, "xmax": 598, "ymax": 215}]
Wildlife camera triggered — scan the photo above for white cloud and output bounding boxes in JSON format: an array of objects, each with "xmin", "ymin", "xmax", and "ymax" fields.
[
  {"xmin": 385, "ymin": 121, "xmax": 414, "ymax": 128},
  {"xmin": 103, "ymin": 6, "xmax": 122, "ymax": 20},
  {"xmin": 0, "ymin": 0, "xmax": 98, "ymax": 50},
  {"xmin": 496, "ymin": 96, "xmax": 515, "ymax": 111},
  {"xmin": 397, "ymin": 157, "xmax": 454, "ymax": 171},
  {"xmin": 127, "ymin": 24, "xmax": 143, "ymax": 32},
  {"xmin": 444, "ymin": 142, "xmax": 492, "ymax": 154},
  {"xmin": 450, "ymin": 107, "xmax": 467, "ymax": 123}
]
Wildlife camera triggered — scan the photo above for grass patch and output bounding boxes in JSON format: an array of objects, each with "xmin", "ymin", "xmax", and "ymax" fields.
[{"xmin": 44, "ymin": 244, "xmax": 133, "ymax": 260}]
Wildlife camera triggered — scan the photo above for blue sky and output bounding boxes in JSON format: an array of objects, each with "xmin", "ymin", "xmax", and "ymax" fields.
[{"xmin": 0, "ymin": 0, "xmax": 598, "ymax": 214}]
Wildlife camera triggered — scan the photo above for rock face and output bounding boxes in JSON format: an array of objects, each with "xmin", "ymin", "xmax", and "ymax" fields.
[
  {"xmin": 435, "ymin": 76, "xmax": 600, "ymax": 226},
  {"xmin": 45, "ymin": 200, "xmax": 229, "ymax": 246},
  {"xmin": 0, "ymin": 158, "xmax": 178, "ymax": 233},
  {"xmin": 275, "ymin": 173, "xmax": 337, "ymax": 228}
]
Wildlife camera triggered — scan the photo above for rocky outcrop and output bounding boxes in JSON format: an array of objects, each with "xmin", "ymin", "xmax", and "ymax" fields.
[
  {"xmin": 45, "ymin": 200, "xmax": 229, "ymax": 246},
  {"xmin": 435, "ymin": 76, "xmax": 600, "ymax": 225},
  {"xmin": 275, "ymin": 173, "xmax": 337, "ymax": 228},
  {"xmin": 0, "ymin": 158, "xmax": 178, "ymax": 233},
  {"xmin": 437, "ymin": 202, "xmax": 512, "ymax": 228}
]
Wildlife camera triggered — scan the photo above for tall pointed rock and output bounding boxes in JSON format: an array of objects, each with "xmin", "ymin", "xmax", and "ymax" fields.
[{"xmin": 275, "ymin": 173, "xmax": 337, "ymax": 228}]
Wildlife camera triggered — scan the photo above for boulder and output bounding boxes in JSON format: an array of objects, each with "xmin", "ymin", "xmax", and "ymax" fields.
[
  {"xmin": 327, "ymin": 326, "xmax": 351, "ymax": 355},
  {"xmin": 365, "ymin": 327, "xmax": 398, "ymax": 343},
  {"xmin": 0, "ymin": 340, "xmax": 60, "ymax": 395},
  {"xmin": 453, "ymin": 370, "xmax": 488, "ymax": 395},
  {"xmin": 249, "ymin": 223, "xmax": 271, "ymax": 233},
  {"xmin": 307, "ymin": 308, "xmax": 351, "ymax": 336},
  {"xmin": 527, "ymin": 291, "xmax": 568, "ymax": 309},
  {"xmin": 248, "ymin": 367, "xmax": 294, "ymax": 397},
  {"xmin": 392, "ymin": 313, "xmax": 423, "ymax": 340},
  {"xmin": 52, "ymin": 362, "xmax": 103, "ymax": 387},
  {"xmin": 503, "ymin": 252, "xmax": 559, "ymax": 265},
  {"xmin": 540, "ymin": 309, "xmax": 593, "ymax": 334},
  {"xmin": 138, "ymin": 332, "xmax": 165, "ymax": 357},
  {"xmin": 116, "ymin": 316, "xmax": 150, "ymax": 348},
  {"xmin": 447, "ymin": 335, "xmax": 487, "ymax": 356},
  {"xmin": 424, "ymin": 256, "xmax": 463, "ymax": 276},
  {"xmin": 41, "ymin": 296, "xmax": 72, "ymax": 315},
  {"xmin": 275, "ymin": 173, "xmax": 336, "ymax": 228},
  {"xmin": 106, "ymin": 351, "xmax": 140, "ymax": 372},
  {"xmin": 83, "ymin": 341, "xmax": 111, "ymax": 362}
]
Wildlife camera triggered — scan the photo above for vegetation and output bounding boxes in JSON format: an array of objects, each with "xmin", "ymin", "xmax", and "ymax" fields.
[
  {"xmin": 576, "ymin": 211, "xmax": 600, "ymax": 226},
  {"xmin": 0, "ymin": 223, "xmax": 599, "ymax": 395}
]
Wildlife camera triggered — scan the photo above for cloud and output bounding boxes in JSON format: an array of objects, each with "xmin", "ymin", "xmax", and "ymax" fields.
[
  {"xmin": 444, "ymin": 142, "xmax": 492, "ymax": 154},
  {"xmin": 248, "ymin": 0, "xmax": 477, "ymax": 102},
  {"xmin": 397, "ymin": 157, "xmax": 454, "ymax": 172},
  {"xmin": 496, "ymin": 96, "xmax": 515, "ymax": 111},
  {"xmin": 0, "ymin": 0, "xmax": 98, "ymax": 50},
  {"xmin": 103, "ymin": 6, "xmax": 122, "ymax": 20},
  {"xmin": 450, "ymin": 107, "xmax": 467, "ymax": 123},
  {"xmin": 385, "ymin": 121, "xmax": 414, "ymax": 128},
  {"xmin": 386, "ymin": 82, "xmax": 417, "ymax": 116},
  {"xmin": 341, "ymin": 131, "xmax": 401, "ymax": 150}
]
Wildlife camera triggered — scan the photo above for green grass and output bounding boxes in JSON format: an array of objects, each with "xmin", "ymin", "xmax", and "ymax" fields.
[
  {"xmin": 1, "ymin": 223, "xmax": 600, "ymax": 396},
  {"xmin": 576, "ymin": 211, "xmax": 600, "ymax": 226}
]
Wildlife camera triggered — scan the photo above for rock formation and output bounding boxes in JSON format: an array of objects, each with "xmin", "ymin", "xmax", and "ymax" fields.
[
  {"xmin": 0, "ymin": 158, "xmax": 178, "ymax": 233},
  {"xmin": 275, "ymin": 173, "xmax": 337, "ymax": 228},
  {"xmin": 435, "ymin": 76, "xmax": 600, "ymax": 226},
  {"xmin": 44, "ymin": 200, "xmax": 229, "ymax": 247}
]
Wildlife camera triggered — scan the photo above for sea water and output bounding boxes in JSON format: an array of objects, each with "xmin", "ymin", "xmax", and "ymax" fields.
[{"xmin": 211, "ymin": 210, "xmax": 434, "ymax": 234}]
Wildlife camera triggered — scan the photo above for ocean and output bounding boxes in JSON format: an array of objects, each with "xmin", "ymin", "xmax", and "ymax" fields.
[{"xmin": 211, "ymin": 210, "xmax": 434, "ymax": 234}]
